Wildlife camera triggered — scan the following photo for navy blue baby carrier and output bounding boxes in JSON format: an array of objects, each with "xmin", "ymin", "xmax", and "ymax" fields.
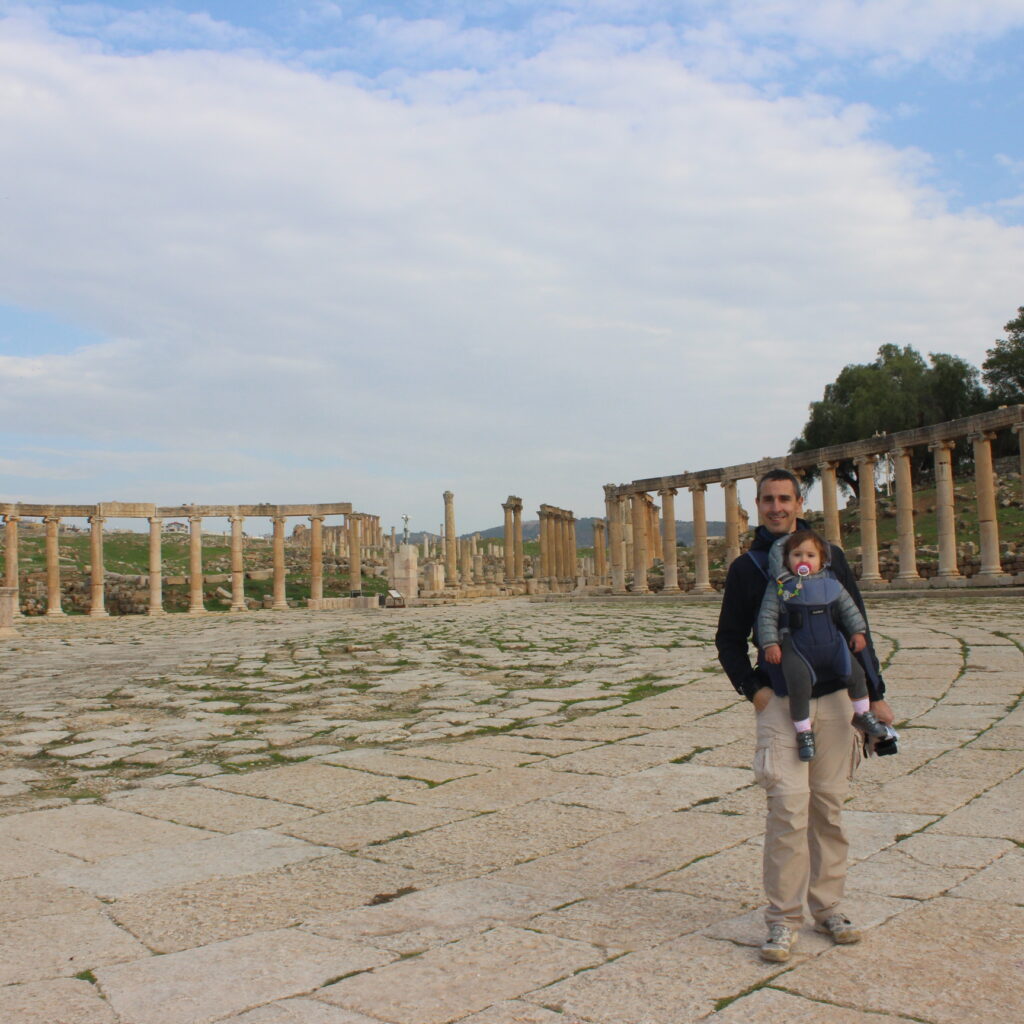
[{"xmin": 748, "ymin": 546, "xmax": 878, "ymax": 694}]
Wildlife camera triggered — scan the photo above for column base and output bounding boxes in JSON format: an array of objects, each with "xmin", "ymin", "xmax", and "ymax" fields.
[
  {"xmin": 46, "ymin": 609, "xmax": 65, "ymax": 617},
  {"xmin": 891, "ymin": 577, "xmax": 928, "ymax": 589},
  {"xmin": 688, "ymin": 585, "xmax": 717, "ymax": 595},
  {"xmin": 147, "ymin": 608, "xmax": 166, "ymax": 616},
  {"xmin": 272, "ymin": 602, "xmax": 289, "ymax": 611},
  {"xmin": 967, "ymin": 573, "xmax": 1013, "ymax": 587},
  {"xmin": 89, "ymin": 610, "xmax": 109, "ymax": 619},
  {"xmin": 229, "ymin": 604, "xmax": 247, "ymax": 612},
  {"xmin": 929, "ymin": 575, "xmax": 966, "ymax": 588},
  {"xmin": 187, "ymin": 607, "xmax": 206, "ymax": 615},
  {"xmin": 660, "ymin": 586, "xmax": 682, "ymax": 594},
  {"xmin": 858, "ymin": 579, "xmax": 889, "ymax": 591}
]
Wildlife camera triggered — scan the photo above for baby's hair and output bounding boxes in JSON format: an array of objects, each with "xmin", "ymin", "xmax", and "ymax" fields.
[{"xmin": 783, "ymin": 529, "xmax": 828, "ymax": 563}]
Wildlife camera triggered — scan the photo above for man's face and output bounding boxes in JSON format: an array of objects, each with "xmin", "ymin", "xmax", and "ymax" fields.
[{"xmin": 756, "ymin": 478, "xmax": 803, "ymax": 536}]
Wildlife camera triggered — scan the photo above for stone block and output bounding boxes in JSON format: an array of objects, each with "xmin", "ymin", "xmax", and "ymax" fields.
[
  {"xmin": 391, "ymin": 767, "xmax": 586, "ymax": 812},
  {"xmin": 0, "ymin": 978, "xmax": 118, "ymax": 1024}
]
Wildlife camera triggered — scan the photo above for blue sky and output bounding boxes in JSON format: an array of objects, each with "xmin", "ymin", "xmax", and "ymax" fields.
[{"xmin": 2, "ymin": 1, "xmax": 1023, "ymax": 532}]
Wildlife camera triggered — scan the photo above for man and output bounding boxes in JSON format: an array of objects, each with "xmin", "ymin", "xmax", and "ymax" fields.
[{"xmin": 715, "ymin": 468, "xmax": 893, "ymax": 962}]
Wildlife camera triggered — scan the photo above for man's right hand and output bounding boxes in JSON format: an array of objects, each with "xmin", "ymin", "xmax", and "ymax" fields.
[{"xmin": 752, "ymin": 687, "xmax": 773, "ymax": 712}]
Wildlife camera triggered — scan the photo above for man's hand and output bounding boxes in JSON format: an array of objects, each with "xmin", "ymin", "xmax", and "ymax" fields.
[
  {"xmin": 849, "ymin": 633, "xmax": 866, "ymax": 653},
  {"xmin": 753, "ymin": 687, "xmax": 774, "ymax": 712},
  {"xmin": 870, "ymin": 699, "xmax": 894, "ymax": 725},
  {"xmin": 763, "ymin": 644, "xmax": 782, "ymax": 664}
]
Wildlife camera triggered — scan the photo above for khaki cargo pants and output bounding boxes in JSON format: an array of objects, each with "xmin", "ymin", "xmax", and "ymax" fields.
[{"xmin": 753, "ymin": 688, "xmax": 862, "ymax": 928}]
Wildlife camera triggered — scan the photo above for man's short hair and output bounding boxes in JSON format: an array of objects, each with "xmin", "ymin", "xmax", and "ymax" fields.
[{"xmin": 756, "ymin": 468, "xmax": 801, "ymax": 500}]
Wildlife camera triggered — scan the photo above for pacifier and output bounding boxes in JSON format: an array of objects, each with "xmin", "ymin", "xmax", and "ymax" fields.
[{"xmin": 795, "ymin": 563, "xmax": 813, "ymax": 576}]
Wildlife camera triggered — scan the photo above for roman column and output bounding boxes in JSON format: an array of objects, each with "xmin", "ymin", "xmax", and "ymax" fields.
[
  {"xmin": 690, "ymin": 484, "xmax": 714, "ymax": 593},
  {"xmin": 605, "ymin": 490, "xmax": 626, "ymax": 594},
  {"xmin": 892, "ymin": 447, "xmax": 921, "ymax": 581},
  {"xmin": 930, "ymin": 440, "xmax": 960, "ymax": 578},
  {"xmin": 593, "ymin": 518, "xmax": 607, "ymax": 583},
  {"xmin": 818, "ymin": 461, "xmax": 841, "ymax": 545},
  {"xmin": 971, "ymin": 431, "xmax": 1004, "ymax": 578},
  {"xmin": 229, "ymin": 514, "xmax": 246, "ymax": 611},
  {"xmin": 569, "ymin": 514, "xmax": 579, "ymax": 581},
  {"xmin": 443, "ymin": 491, "xmax": 457, "ymax": 585},
  {"xmin": 853, "ymin": 455, "xmax": 882, "ymax": 583},
  {"xmin": 188, "ymin": 514, "xmax": 205, "ymax": 614},
  {"xmin": 722, "ymin": 479, "xmax": 740, "ymax": 567},
  {"xmin": 502, "ymin": 500, "xmax": 515, "ymax": 583},
  {"xmin": 659, "ymin": 487, "xmax": 680, "ymax": 593},
  {"xmin": 147, "ymin": 516, "xmax": 164, "ymax": 615},
  {"xmin": 630, "ymin": 494, "xmax": 649, "ymax": 593},
  {"xmin": 44, "ymin": 515, "xmax": 63, "ymax": 616},
  {"xmin": 1013, "ymin": 423, "xmax": 1024, "ymax": 507},
  {"xmin": 3, "ymin": 513, "xmax": 19, "ymax": 614},
  {"xmin": 310, "ymin": 514, "xmax": 324, "ymax": 605},
  {"xmin": 623, "ymin": 497, "xmax": 634, "ymax": 574},
  {"xmin": 349, "ymin": 515, "xmax": 363, "ymax": 595},
  {"xmin": 88, "ymin": 512, "xmax": 108, "ymax": 618},
  {"xmin": 512, "ymin": 499, "xmax": 524, "ymax": 582}
]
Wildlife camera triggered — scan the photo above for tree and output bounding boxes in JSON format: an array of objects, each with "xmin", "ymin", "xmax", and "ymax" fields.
[
  {"xmin": 791, "ymin": 344, "xmax": 987, "ymax": 494},
  {"xmin": 982, "ymin": 306, "xmax": 1024, "ymax": 406}
]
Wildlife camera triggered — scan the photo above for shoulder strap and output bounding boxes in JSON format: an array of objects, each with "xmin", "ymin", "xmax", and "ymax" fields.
[{"xmin": 747, "ymin": 548, "xmax": 770, "ymax": 581}]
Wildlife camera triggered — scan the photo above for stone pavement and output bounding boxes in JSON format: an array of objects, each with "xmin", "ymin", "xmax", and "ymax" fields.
[{"xmin": 0, "ymin": 596, "xmax": 1022, "ymax": 1024}]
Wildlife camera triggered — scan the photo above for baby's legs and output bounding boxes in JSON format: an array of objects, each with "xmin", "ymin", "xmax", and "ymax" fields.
[
  {"xmin": 780, "ymin": 636, "xmax": 813, "ymax": 733},
  {"xmin": 846, "ymin": 658, "xmax": 869, "ymax": 715}
]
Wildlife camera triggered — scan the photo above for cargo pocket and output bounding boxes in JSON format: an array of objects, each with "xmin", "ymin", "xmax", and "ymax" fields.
[
  {"xmin": 848, "ymin": 729, "xmax": 863, "ymax": 781},
  {"xmin": 753, "ymin": 743, "xmax": 780, "ymax": 789}
]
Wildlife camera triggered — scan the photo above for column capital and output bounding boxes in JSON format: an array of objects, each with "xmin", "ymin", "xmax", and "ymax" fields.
[
  {"xmin": 688, "ymin": 482, "xmax": 707, "ymax": 494},
  {"xmin": 928, "ymin": 438, "xmax": 957, "ymax": 453},
  {"xmin": 43, "ymin": 514, "xmax": 61, "ymax": 524},
  {"xmin": 816, "ymin": 460, "xmax": 840, "ymax": 471},
  {"xmin": 892, "ymin": 446, "xmax": 914, "ymax": 458},
  {"xmin": 657, "ymin": 486, "xmax": 677, "ymax": 498},
  {"xmin": 88, "ymin": 514, "xmax": 105, "ymax": 525},
  {"xmin": 1011, "ymin": 422, "xmax": 1024, "ymax": 435},
  {"xmin": 148, "ymin": 515, "xmax": 163, "ymax": 525},
  {"xmin": 3, "ymin": 513, "xmax": 20, "ymax": 523},
  {"xmin": 228, "ymin": 513, "xmax": 243, "ymax": 524},
  {"xmin": 853, "ymin": 453, "xmax": 878, "ymax": 468},
  {"xmin": 189, "ymin": 513, "xmax": 202, "ymax": 525},
  {"xmin": 308, "ymin": 514, "xmax": 325, "ymax": 524},
  {"xmin": 967, "ymin": 430, "xmax": 998, "ymax": 444}
]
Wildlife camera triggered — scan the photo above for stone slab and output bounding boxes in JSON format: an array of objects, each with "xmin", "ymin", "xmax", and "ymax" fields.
[
  {"xmin": 0, "ymin": 836, "xmax": 85, "ymax": 880},
  {"xmin": 0, "ymin": 908, "xmax": 150, "ymax": 985},
  {"xmin": 45, "ymin": 829, "xmax": 334, "ymax": 898},
  {"xmin": 0, "ymin": 875, "xmax": 103, "ymax": 922},
  {"xmin": 930, "ymin": 771, "xmax": 1024, "ymax": 842},
  {"xmin": 317, "ymin": 925, "xmax": 604, "ymax": 1024},
  {"xmin": 95, "ymin": 928, "xmax": 393, "ymax": 1024},
  {"xmin": 0, "ymin": 978, "xmax": 118, "ymax": 1024},
  {"xmin": 217, "ymin": 1000, "xmax": 385, "ymax": 1023},
  {"xmin": 709, "ymin": 986, "xmax": 910, "ymax": 1023},
  {"xmin": 641, "ymin": 841, "xmax": 764, "ymax": 906},
  {"xmin": 0, "ymin": 804, "xmax": 213, "ymax": 861},
  {"xmin": 200, "ymin": 764, "xmax": 426, "ymax": 810},
  {"xmin": 456, "ymin": 1002, "xmax": 566, "ymax": 1024},
  {"xmin": 318, "ymin": 749, "xmax": 485, "ymax": 783},
  {"xmin": 948, "ymin": 847, "xmax": 1024, "ymax": 903},
  {"xmin": 392, "ymin": 767, "xmax": 586, "ymax": 812},
  {"xmin": 107, "ymin": 786, "xmax": 318, "ymax": 832}
]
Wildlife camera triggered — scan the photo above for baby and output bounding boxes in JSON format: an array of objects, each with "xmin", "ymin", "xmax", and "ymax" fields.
[{"xmin": 757, "ymin": 529, "xmax": 888, "ymax": 761}]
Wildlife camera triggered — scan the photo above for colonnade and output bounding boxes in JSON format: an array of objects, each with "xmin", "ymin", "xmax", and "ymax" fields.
[
  {"xmin": 538, "ymin": 505, "xmax": 577, "ymax": 584},
  {"xmin": 0, "ymin": 501, "xmax": 358, "ymax": 616},
  {"xmin": 501, "ymin": 496, "xmax": 525, "ymax": 584},
  {"xmin": 603, "ymin": 405, "xmax": 1024, "ymax": 593}
]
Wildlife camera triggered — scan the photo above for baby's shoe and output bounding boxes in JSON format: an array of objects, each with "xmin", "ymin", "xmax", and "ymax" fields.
[
  {"xmin": 852, "ymin": 710, "xmax": 889, "ymax": 740},
  {"xmin": 796, "ymin": 730, "xmax": 815, "ymax": 761}
]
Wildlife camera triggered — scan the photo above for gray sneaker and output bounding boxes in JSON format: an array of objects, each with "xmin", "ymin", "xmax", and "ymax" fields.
[
  {"xmin": 815, "ymin": 913, "xmax": 861, "ymax": 944},
  {"xmin": 760, "ymin": 923, "xmax": 798, "ymax": 962}
]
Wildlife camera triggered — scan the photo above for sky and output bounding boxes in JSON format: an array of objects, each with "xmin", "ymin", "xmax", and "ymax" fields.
[{"xmin": 1, "ymin": 1, "xmax": 1023, "ymax": 535}]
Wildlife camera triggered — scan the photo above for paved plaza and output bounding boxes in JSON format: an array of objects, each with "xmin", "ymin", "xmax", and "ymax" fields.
[{"xmin": 1, "ymin": 596, "xmax": 1022, "ymax": 1024}]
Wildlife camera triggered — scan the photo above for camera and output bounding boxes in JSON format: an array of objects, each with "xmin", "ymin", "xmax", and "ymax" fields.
[{"xmin": 865, "ymin": 724, "xmax": 899, "ymax": 757}]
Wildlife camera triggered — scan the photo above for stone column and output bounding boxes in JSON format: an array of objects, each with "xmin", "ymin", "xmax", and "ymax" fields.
[
  {"xmin": 229, "ymin": 514, "xmax": 246, "ymax": 611},
  {"xmin": 893, "ymin": 447, "xmax": 921, "ymax": 581},
  {"xmin": 593, "ymin": 519, "xmax": 607, "ymax": 583},
  {"xmin": 648, "ymin": 498, "xmax": 660, "ymax": 570},
  {"xmin": 310, "ymin": 515, "xmax": 324, "ymax": 605},
  {"xmin": 630, "ymin": 494, "xmax": 649, "ymax": 593},
  {"xmin": 188, "ymin": 514, "xmax": 205, "ymax": 614},
  {"xmin": 623, "ymin": 499, "xmax": 634, "ymax": 573},
  {"xmin": 147, "ymin": 517, "xmax": 164, "ymax": 615},
  {"xmin": 690, "ymin": 484, "xmax": 714, "ymax": 593},
  {"xmin": 659, "ymin": 487, "xmax": 680, "ymax": 593},
  {"xmin": 349, "ymin": 515, "xmax": 363, "ymax": 595},
  {"xmin": 537, "ymin": 510, "xmax": 549, "ymax": 580},
  {"xmin": 502, "ymin": 501, "xmax": 515, "ymax": 583},
  {"xmin": 569, "ymin": 515, "xmax": 579, "ymax": 581},
  {"xmin": 3, "ymin": 514, "xmax": 20, "ymax": 614},
  {"xmin": 818, "ymin": 461, "xmax": 841, "ymax": 545},
  {"xmin": 606, "ymin": 492, "xmax": 626, "ymax": 594},
  {"xmin": 930, "ymin": 440, "xmax": 960, "ymax": 578},
  {"xmin": 971, "ymin": 431, "xmax": 1004, "ymax": 578},
  {"xmin": 443, "ymin": 491, "xmax": 457, "ymax": 585},
  {"xmin": 561, "ymin": 514, "xmax": 572, "ymax": 581},
  {"xmin": 88, "ymin": 513, "xmax": 108, "ymax": 618},
  {"xmin": 853, "ymin": 456, "xmax": 882, "ymax": 583},
  {"xmin": 1013, "ymin": 423, "xmax": 1024, "ymax": 508},
  {"xmin": 722, "ymin": 480, "xmax": 740, "ymax": 567},
  {"xmin": 513, "ymin": 500, "xmax": 524, "ymax": 582},
  {"xmin": 44, "ymin": 515, "xmax": 63, "ymax": 616}
]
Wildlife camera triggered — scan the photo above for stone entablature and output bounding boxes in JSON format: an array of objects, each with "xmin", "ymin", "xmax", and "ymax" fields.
[{"xmin": 603, "ymin": 404, "xmax": 1024, "ymax": 594}]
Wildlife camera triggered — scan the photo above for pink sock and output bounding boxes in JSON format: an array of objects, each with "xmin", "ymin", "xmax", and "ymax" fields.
[
  {"xmin": 852, "ymin": 698, "xmax": 870, "ymax": 715},
  {"xmin": 793, "ymin": 718, "xmax": 812, "ymax": 734}
]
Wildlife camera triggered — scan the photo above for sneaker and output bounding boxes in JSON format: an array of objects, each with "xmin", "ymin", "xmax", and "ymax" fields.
[
  {"xmin": 852, "ymin": 710, "xmax": 889, "ymax": 740},
  {"xmin": 760, "ymin": 923, "xmax": 798, "ymax": 962},
  {"xmin": 796, "ymin": 730, "xmax": 815, "ymax": 761},
  {"xmin": 814, "ymin": 913, "xmax": 861, "ymax": 944}
]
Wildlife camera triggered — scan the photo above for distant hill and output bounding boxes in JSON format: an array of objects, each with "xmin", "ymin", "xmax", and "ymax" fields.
[{"xmin": 411, "ymin": 517, "xmax": 728, "ymax": 548}]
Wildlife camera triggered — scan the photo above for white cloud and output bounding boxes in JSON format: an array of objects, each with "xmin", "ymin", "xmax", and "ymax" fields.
[{"xmin": 0, "ymin": 12, "xmax": 1022, "ymax": 530}]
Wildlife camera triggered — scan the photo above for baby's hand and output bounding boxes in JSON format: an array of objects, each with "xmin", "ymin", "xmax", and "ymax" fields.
[
  {"xmin": 764, "ymin": 644, "xmax": 782, "ymax": 664},
  {"xmin": 850, "ymin": 633, "xmax": 866, "ymax": 653}
]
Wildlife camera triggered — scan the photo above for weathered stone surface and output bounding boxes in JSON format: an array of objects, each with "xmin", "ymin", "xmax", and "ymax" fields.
[
  {"xmin": 0, "ymin": 836, "xmax": 84, "ymax": 881},
  {"xmin": 456, "ymin": 1002, "xmax": 566, "ymax": 1024},
  {"xmin": 0, "ymin": 978, "xmax": 118, "ymax": 1024},
  {"xmin": 0, "ymin": 909, "xmax": 149, "ymax": 985},
  {"xmin": 0, "ymin": 875, "xmax": 103, "ymax": 922},
  {"xmin": 200, "ymin": 764, "xmax": 426, "ymax": 810},
  {"xmin": 642, "ymin": 841, "xmax": 764, "ymax": 906},
  {"xmin": 948, "ymin": 847, "xmax": 1023, "ymax": 903},
  {"xmin": 319, "ymin": 749, "xmax": 484, "ymax": 782},
  {"xmin": 0, "ymin": 804, "xmax": 212, "ymax": 860},
  {"xmin": 108, "ymin": 786, "xmax": 318, "ymax": 832},
  {"xmin": 95, "ymin": 928, "xmax": 393, "ymax": 1024},
  {"xmin": 317, "ymin": 926, "xmax": 604, "ymax": 1024},
  {"xmin": 391, "ymin": 767, "xmax": 585, "ymax": 811},
  {"xmin": 709, "ymin": 986, "xmax": 910, "ymax": 1022},
  {"xmin": 930, "ymin": 771, "xmax": 1024, "ymax": 842},
  {"xmin": 782, "ymin": 898, "xmax": 1024, "ymax": 1024},
  {"xmin": 45, "ymin": 829, "xmax": 334, "ymax": 898},
  {"xmin": 217, "ymin": 1000, "xmax": 383, "ymax": 1023}
]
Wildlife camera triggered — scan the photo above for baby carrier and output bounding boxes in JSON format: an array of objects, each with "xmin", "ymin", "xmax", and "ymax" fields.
[{"xmin": 770, "ymin": 571, "xmax": 852, "ymax": 683}]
